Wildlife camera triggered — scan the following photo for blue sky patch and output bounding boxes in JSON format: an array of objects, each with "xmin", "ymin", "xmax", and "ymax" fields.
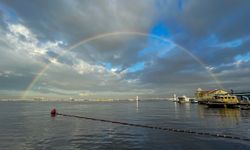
[
  {"xmin": 150, "ymin": 22, "xmax": 170, "ymax": 38},
  {"xmin": 138, "ymin": 22, "xmax": 173, "ymax": 57},
  {"xmin": 235, "ymin": 52, "xmax": 250, "ymax": 62},
  {"xmin": 127, "ymin": 62, "xmax": 145, "ymax": 73},
  {"xmin": 100, "ymin": 62, "xmax": 112, "ymax": 70}
]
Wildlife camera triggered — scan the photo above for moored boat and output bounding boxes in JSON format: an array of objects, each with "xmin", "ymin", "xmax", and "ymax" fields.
[
  {"xmin": 189, "ymin": 98, "xmax": 198, "ymax": 103},
  {"xmin": 206, "ymin": 94, "xmax": 239, "ymax": 108}
]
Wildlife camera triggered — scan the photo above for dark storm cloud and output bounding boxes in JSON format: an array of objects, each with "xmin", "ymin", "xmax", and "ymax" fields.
[
  {"xmin": 174, "ymin": 0, "xmax": 250, "ymax": 40},
  {"xmin": 2, "ymin": 0, "xmax": 156, "ymax": 43},
  {"xmin": 125, "ymin": 47, "xmax": 214, "ymax": 87}
]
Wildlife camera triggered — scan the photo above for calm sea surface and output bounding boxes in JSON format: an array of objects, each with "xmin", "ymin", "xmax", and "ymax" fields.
[{"xmin": 0, "ymin": 100, "xmax": 250, "ymax": 150}]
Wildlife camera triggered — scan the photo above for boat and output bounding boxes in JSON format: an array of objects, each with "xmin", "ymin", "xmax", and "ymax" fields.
[
  {"xmin": 195, "ymin": 88, "xmax": 228, "ymax": 104},
  {"xmin": 206, "ymin": 94, "xmax": 239, "ymax": 108},
  {"xmin": 177, "ymin": 95, "xmax": 189, "ymax": 103},
  {"xmin": 190, "ymin": 98, "xmax": 198, "ymax": 103}
]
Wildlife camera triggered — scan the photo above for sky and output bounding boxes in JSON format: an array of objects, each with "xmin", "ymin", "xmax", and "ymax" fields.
[{"xmin": 0, "ymin": 0, "xmax": 250, "ymax": 100}]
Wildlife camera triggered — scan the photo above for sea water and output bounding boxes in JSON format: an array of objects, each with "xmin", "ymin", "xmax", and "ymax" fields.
[{"xmin": 0, "ymin": 100, "xmax": 249, "ymax": 150}]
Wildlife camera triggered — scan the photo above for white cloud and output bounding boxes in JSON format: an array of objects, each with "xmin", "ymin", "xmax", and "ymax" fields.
[
  {"xmin": 48, "ymin": 58, "xmax": 60, "ymax": 65},
  {"xmin": 8, "ymin": 24, "xmax": 37, "ymax": 42},
  {"xmin": 234, "ymin": 60, "xmax": 242, "ymax": 67},
  {"xmin": 205, "ymin": 66, "xmax": 214, "ymax": 71},
  {"xmin": 72, "ymin": 59, "xmax": 105, "ymax": 74},
  {"xmin": 5, "ymin": 23, "xmax": 63, "ymax": 61},
  {"xmin": 5, "ymin": 23, "xmax": 124, "ymax": 78}
]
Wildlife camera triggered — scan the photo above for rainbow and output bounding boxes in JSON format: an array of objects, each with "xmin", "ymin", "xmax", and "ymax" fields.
[{"xmin": 22, "ymin": 31, "xmax": 223, "ymax": 98}]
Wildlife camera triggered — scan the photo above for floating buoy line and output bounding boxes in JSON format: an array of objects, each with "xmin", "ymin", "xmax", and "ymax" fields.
[{"xmin": 50, "ymin": 108, "xmax": 250, "ymax": 142}]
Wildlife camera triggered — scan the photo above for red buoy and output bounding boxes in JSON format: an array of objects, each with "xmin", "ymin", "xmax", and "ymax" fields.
[{"xmin": 50, "ymin": 108, "xmax": 57, "ymax": 117}]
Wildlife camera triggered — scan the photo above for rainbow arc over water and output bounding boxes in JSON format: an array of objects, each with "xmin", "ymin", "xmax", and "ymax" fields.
[{"xmin": 22, "ymin": 31, "xmax": 223, "ymax": 98}]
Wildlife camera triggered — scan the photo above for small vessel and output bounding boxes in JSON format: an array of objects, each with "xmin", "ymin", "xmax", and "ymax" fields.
[
  {"xmin": 190, "ymin": 98, "xmax": 198, "ymax": 103},
  {"xmin": 177, "ymin": 95, "xmax": 189, "ymax": 103}
]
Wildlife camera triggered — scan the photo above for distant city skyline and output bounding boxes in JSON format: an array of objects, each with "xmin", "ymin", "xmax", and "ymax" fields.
[{"xmin": 0, "ymin": 0, "xmax": 250, "ymax": 99}]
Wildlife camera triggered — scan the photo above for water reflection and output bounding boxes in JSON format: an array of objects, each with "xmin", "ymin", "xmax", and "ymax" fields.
[
  {"xmin": 174, "ymin": 102, "xmax": 190, "ymax": 110},
  {"xmin": 218, "ymin": 108, "xmax": 241, "ymax": 125},
  {"xmin": 174, "ymin": 102, "xmax": 191, "ymax": 118},
  {"xmin": 136, "ymin": 100, "xmax": 139, "ymax": 112},
  {"xmin": 198, "ymin": 106, "xmax": 241, "ymax": 125}
]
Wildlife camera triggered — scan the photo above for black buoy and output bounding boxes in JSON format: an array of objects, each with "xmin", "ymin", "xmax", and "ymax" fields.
[{"xmin": 50, "ymin": 108, "xmax": 57, "ymax": 117}]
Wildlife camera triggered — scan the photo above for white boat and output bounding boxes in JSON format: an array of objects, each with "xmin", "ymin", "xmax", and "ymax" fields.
[
  {"xmin": 177, "ymin": 95, "xmax": 190, "ymax": 103},
  {"xmin": 190, "ymin": 98, "xmax": 198, "ymax": 103}
]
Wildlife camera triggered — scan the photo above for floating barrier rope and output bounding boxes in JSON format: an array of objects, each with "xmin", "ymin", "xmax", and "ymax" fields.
[{"xmin": 50, "ymin": 109, "xmax": 250, "ymax": 142}]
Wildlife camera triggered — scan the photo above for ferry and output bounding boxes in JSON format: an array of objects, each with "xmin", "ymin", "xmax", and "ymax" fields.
[{"xmin": 206, "ymin": 94, "xmax": 239, "ymax": 108}]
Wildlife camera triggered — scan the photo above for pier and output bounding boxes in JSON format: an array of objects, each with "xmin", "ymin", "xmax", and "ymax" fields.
[{"xmin": 233, "ymin": 91, "xmax": 250, "ymax": 105}]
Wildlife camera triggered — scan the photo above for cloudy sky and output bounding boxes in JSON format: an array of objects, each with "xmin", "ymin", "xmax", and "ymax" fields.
[{"xmin": 0, "ymin": 0, "xmax": 250, "ymax": 99}]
